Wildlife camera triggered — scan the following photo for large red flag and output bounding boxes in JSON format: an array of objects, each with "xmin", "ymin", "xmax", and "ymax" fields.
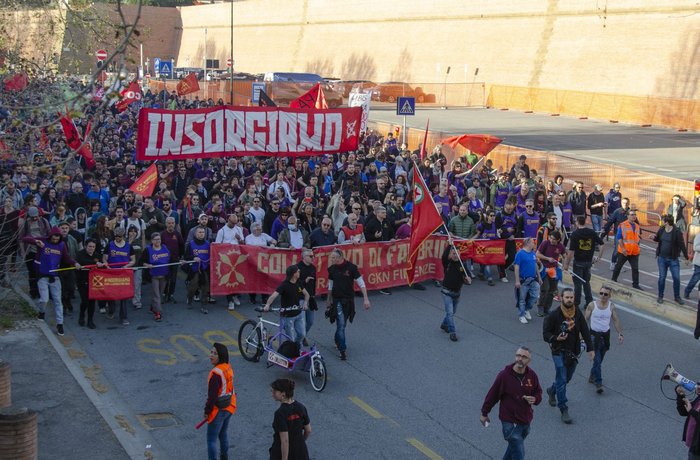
[
  {"xmin": 406, "ymin": 166, "xmax": 445, "ymax": 285},
  {"xmin": 441, "ymin": 134, "xmax": 503, "ymax": 155},
  {"xmin": 115, "ymin": 81, "xmax": 142, "ymax": 112},
  {"xmin": 289, "ymin": 83, "xmax": 328, "ymax": 109},
  {"xmin": 176, "ymin": 73, "xmax": 200, "ymax": 96},
  {"xmin": 59, "ymin": 112, "xmax": 95, "ymax": 170},
  {"xmin": 129, "ymin": 163, "xmax": 158, "ymax": 197},
  {"xmin": 89, "ymin": 268, "xmax": 134, "ymax": 300}
]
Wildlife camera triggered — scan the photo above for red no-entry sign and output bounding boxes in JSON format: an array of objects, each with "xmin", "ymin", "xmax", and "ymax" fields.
[
  {"xmin": 96, "ymin": 50, "xmax": 108, "ymax": 61},
  {"xmin": 226, "ymin": 58, "xmax": 233, "ymax": 67}
]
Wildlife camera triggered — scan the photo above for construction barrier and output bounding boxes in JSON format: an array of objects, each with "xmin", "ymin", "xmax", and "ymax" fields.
[{"xmin": 487, "ymin": 85, "xmax": 700, "ymax": 132}]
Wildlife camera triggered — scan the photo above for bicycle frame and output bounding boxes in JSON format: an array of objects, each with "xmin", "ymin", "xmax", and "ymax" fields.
[{"xmin": 254, "ymin": 313, "xmax": 319, "ymax": 372}]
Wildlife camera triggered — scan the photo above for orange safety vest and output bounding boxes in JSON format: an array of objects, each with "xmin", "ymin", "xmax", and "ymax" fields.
[
  {"xmin": 617, "ymin": 221, "xmax": 640, "ymax": 256},
  {"xmin": 207, "ymin": 363, "xmax": 237, "ymax": 423}
]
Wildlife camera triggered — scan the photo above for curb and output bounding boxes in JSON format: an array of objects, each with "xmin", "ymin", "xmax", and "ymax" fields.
[
  {"xmin": 561, "ymin": 271, "xmax": 696, "ymax": 330},
  {"xmin": 12, "ymin": 287, "xmax": 166, "ymax": 460}
]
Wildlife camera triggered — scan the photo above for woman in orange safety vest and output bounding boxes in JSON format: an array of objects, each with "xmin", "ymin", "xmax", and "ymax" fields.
[{"xmin": 205, "ymin": 342, "xmax": 236, "ymax": 460}]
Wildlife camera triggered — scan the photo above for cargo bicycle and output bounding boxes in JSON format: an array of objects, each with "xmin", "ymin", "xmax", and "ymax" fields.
[{"xmin": 237, "ymin": 305, "xmax": 328, "ymax": 392}]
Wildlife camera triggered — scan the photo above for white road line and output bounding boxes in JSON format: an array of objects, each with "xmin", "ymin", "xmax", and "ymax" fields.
[{"xmin": 614, "ymin": 304, "xmax": 693, "ymax": 336}]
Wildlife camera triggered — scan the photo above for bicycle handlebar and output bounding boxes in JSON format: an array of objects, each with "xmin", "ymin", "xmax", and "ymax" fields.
[{"xmin": 254, "ymin": 305, "xmax": 303, "ymax": 313}]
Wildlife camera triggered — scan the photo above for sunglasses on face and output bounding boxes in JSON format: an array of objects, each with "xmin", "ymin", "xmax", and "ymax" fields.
[{"xmin": 599, "ymin": 292, "xmax": 610, "ymax": 297}]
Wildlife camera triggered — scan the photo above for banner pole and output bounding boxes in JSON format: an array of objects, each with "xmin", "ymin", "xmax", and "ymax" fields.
[{"xmin": 442, "ymin": 224, "xmax": 472, "ymax": 280}]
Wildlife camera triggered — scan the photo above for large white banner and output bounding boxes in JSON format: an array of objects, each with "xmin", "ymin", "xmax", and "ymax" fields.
[{"xmin": 349, "ymin": 91, "xmax": 372, "ymax": 134}]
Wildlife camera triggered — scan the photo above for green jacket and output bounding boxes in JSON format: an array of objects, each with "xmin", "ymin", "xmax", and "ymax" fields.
[{"xmin": 448, "ymin": 214, "xmax": 476, "ymax": 239}]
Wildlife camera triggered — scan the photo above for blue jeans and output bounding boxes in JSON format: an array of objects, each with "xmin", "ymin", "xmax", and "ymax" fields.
[
  {"xmin": 305, "ymin": 309, "xmax": 315, "ymax": 335},
  {"xmin": 591, "ymin": 214, "xmax": 603, "ymax": 233},
  {"xmin": 441, "ymin": 290, "xmax": 460, "ymax": 333},
  {"xmin": 611, "ymin": 234, "xmax": 619, "ymax": 264},
  {"xmin": 657, "ymin": 257, "xmax": 681, "ymax": 299},
  {"xmin": 685, "ymin": 264, "xmax": 700, "ymax": 297},
  {"xmin": 280, "ymin": 313, "xmax": 306, "ymax": 345},
  {"xmin": 501, "ymin": 421, "xmax": 529, "ymax": 460},
  {"xmin": 334, "ymin": 302, "xmax": 347, "ymax": 352},
  {"xmin": 550, "ymin": 353, "xmax": 577, "ymax": 411},
  {"xmin": 518, "ymin": 278, "xmax": 540, "ymax": 317},
  {"xmin": 207, "ymin": 410, "xmax": 231, "ymax": 460},
  {"xmin": 589, "ymin": 332, "xmax": 608, "ymax": 385},
  {"xmin": 37, "ymin": 276, "xmax": 64, "ymax": 324}
]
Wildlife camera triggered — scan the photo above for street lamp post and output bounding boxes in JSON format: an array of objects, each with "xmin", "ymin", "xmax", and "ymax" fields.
[{"xmin": 230, "ymin": 0, "xmax": 234, "ymax": 104}]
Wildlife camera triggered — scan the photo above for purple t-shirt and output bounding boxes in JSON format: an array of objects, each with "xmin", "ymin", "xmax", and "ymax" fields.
[{"xmin": 686, "ymin": 399, "xmax": 700, "ymax": 448}]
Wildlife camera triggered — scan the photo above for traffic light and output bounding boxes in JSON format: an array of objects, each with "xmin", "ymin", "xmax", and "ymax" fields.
[{"xmin": 694, "ymin": 180, "xmax": 700, "ymax": 208}]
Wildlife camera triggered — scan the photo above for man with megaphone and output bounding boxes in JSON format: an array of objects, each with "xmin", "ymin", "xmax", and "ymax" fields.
[{"xmin": 676, "ymin": 379, "xmax": 700, "ymax": 459}]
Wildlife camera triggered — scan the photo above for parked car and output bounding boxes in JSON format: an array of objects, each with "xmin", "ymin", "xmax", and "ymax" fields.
[
  {"xmin": 369, "ymin": 82, "xmax": 434, "ymax": 103},
  {"xmin": 263, "ymin": 72, "xmax": 343, "ymax": 108},
  {"xmin": 331, "ymin": 80, "xmax": 376, "ymax": 98},
  {"xmin": 206, "ymin": 69, "xmax": 230, "ymax": 81}
]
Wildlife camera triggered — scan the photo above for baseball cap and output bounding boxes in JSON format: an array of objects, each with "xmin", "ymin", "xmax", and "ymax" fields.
[{"xmin": 27, "ymin": 206, "xmax": 39, "ymax": 217}]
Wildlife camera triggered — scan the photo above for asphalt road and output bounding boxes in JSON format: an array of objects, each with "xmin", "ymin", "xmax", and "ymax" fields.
[
  {"xmin": 50, "ymin": 270, "xmax": 697, "ymax": 460},
  {"xmin": 369, "ymin": 107, "xmax": 700, "ymax": 181}
]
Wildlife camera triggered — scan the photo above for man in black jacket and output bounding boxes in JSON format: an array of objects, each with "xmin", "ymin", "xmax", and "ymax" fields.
[
  {"xmin": 439, "ymin": 242, "xmax": 472, "ymax": 342},
  {"xmin": 653, "ymin": 214, "xmax": 689, "ymax": 305},
  {"xmin": 542, "ymin": 287, "xmax": 594, "ymax": 424},
  {"xmin": 676, "ymin": 383, "xmax": 700, "ymax": 459}
]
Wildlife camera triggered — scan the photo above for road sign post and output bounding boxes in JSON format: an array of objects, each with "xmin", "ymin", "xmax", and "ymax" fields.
[{"xmin": 397, "ymin": 97, "xmax": 415, "ymax": 146}]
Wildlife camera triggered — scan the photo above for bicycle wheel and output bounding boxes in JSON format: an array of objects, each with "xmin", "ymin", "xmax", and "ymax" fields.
[
  {"xmin": 309, "ymin": 356, "xmax": 327, "ymax": 392},
  {"xmin": 238, "ymin": 320, "xmax": 263, "ymax": 362}
]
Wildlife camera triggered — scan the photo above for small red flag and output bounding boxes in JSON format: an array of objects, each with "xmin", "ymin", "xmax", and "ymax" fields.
[
  {"xmin": 115, "ymin": 81, "xmax": 142, "ymax": 112},
  {"xmin": 4, "ymin": 73, "xmax": 28, "ymax": 92},
  {"xmin": 89, "ymin": 268, "xmax": 134, "ymax": 300},
  {"xmin": 441, "ymin": 134, "xmax": 503, "ymax": 156},
  {"xmin": 419, "ymin": 119, "xmax": 430, "ymax": 160},
  {"xmin": 406, "ymin": 166, "xmax": 445, "ymax": 285},
  {"xmin": 176, "ymin": 73, "xmax": 200, "ymax": 96},
  {"xmin": 289, "ymin": 83, "xmax": 328, "ymax": 109},
  {"xmin": 129, "ymin": 163, "xmax": 159, "ymax": 197},
  {"xmin": 59, "ymin": 113, "xmax": 95, "ymax": 170}
]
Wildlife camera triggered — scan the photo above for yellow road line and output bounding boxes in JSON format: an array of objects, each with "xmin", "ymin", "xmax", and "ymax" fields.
[
  {"xmin": 348, "ymin": 396, "xmax": 383, "ymax": 419},
  {"xmin": 227, "ymin": 310, "xmax": 247, "ymax": 321},
  {"xmin": 406, "ymin": 438, "xmax": 444, "ymax": 460}
]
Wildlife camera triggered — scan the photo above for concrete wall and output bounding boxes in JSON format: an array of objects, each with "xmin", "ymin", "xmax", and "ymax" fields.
[{"xmin": 175, "ymin": 0, "xmax": 700, "ymax": 100}]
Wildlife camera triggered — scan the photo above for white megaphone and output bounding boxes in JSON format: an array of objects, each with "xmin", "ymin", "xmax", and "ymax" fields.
[{"xmin": 662, "ymin": 363, "xmax": 697, "ymax": 392}]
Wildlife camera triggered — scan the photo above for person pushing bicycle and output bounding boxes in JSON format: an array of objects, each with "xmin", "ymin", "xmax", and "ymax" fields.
[{"xmin": 263, "ymin": 265, "xmax": 310, "ymax": 347}]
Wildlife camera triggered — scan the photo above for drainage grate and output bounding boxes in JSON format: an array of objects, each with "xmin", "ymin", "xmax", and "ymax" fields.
[{"xmin": 137, "ymin": 412, "xmax": 181, "ymax": 430}]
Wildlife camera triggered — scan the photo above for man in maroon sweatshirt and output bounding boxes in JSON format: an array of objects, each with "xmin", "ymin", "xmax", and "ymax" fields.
[{"xmin": 480, "ymin": 347, "xmax": 542, "ymax": 460}]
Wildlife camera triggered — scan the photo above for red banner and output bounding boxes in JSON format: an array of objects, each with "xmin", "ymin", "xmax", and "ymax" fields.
[
  {"xmin": 210, "ymin": 237, "xmax": 450, "ymax": 296},
  {"xmin": 454, "ymin": 239, "xmax": 507, "ymax": 265},
  {"xmin": 136, "ymin": 106, "xmax": 362, "ymax": 160},
  {"xmin": 289, "ymin": 83, "xmax": 328, "ymax": 109},
  {"xmin": 89, "ymin": 268, "xmax": 134, "ymax": 300}
]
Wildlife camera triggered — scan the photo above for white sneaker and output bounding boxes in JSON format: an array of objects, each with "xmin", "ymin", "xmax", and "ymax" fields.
[
  {"xmin": 228, "ymin": 301, "xmax": 235, "ymax": 311},
  {"xmin": 501, "ymin": 277, "xmax": 509, "ymax": 283},
  {"xmin": 519, "ymin": 316, "xmax": 528, "ymax": 324},
  {"xmin": 233, "ymin": 296, "xmax": 241, "ymax": 306},
  {"xmin": 524, "ymin": 311, "xmax": 532, "ymax": 320}
]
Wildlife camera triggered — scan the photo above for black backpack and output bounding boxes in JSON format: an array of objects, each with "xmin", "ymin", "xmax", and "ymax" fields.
[{"xmin": 277, "ymin": 340, "xmax": 300, "ymax": 359}]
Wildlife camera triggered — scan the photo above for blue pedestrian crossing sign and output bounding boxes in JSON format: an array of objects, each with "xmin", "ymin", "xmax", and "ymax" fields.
[
  {"xmin": 397, "ymin": 97, "xmax": 416, "ymax": 116},
  {"xmin": 159, "ymin": 61, "xmax": 172, "ymax": 79},
  {"xmin": 153, "ymin": 58, "xmax": 161, "ymax": 74}
]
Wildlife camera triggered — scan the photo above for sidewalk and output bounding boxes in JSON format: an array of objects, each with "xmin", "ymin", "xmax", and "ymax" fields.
[{"xmin": 0, "ymin": 320, "xmax": 129, "ymax": 460}]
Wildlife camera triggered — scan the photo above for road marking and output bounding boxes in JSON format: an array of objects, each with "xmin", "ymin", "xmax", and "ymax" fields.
[
  {"xmin": 406, "ymin": 438, "xmax": 444, "ymax": 460},
  {"xmin": 348, "ymin": 396, "xmax": 383, "ymax": 419},
  {"xmin": 615, "ymin": 304, "xmax": 693, "ymax": 336},
  {"xmin": 227, "ymin": 310, "xmax": 247, "ymax": 321}
]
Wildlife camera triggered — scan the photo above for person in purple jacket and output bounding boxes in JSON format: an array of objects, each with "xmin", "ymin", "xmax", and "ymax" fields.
[
  {"xmin": 23, "ymin": 227, "xmax": 81, "ymax": 336},
  {"xmin": 141, "ymin": 233, "xmax": 171, "ymax": 321},
  {"xmin": 480, "ymin": 346, "xmax": 542, "ymax": 460}
]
